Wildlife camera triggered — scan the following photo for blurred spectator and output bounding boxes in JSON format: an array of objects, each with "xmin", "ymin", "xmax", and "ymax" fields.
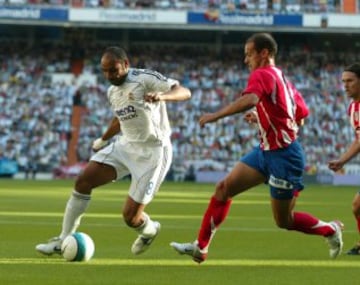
[{"xmin": 24, "ymin": 155, "xmax": 38, "ymax": 179}]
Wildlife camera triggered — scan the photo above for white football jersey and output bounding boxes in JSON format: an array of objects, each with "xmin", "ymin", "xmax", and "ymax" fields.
[{"xmin": 107, "ymin": 68, "xmax": 178, "ymax": 144}]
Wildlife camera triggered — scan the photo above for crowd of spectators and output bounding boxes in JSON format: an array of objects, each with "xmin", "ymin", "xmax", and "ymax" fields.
[
  {"xmin": 0, "ymin": 0, "xmax": 344, "ymax": 14},
  {"xmin": 1, "ymin": 40, "xmax": 360, "ymax": 178},
  {"xmin": 0, "ymin": 42, "xmax": 73, "ymax": 173}
]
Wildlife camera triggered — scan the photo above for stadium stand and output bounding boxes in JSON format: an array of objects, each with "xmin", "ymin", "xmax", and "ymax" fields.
[
  {"xmin": 1, "ymin": 2, "xmax": 360, "ymax": 180},
  {"xmin": 0, "ymin": 0, "xmax": 348, "ymax": 13},
  {"xmin": 1, "ymin": 36, "xmax": 360, "ymax": 180}
]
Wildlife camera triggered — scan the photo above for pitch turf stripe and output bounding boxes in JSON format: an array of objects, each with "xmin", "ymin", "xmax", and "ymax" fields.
[
  {"xmin": 0, "ymin": 211, "xmax": 205, "ymax": 218},
  {"xmin": 0, "ymin": 258, "xmax": 360, "ymax": 267},
  {"xmin": 0, "ymin": 190, "xmax": 346, "ymax": 206},
  {"xmin": 0, "ymin": 211, "xmax": 345, "ymax": 222},
  {"xmin": 0, "ymin": 211, "xmax": 276, "ymax": 221}
]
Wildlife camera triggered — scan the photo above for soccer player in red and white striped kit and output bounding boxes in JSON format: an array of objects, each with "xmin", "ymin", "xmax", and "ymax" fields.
[
  {"xmin": 171, "ymin": 32, "xmax": 344, "ymax": 263},
  {"xmin": 329, "ymin": 63, "xmax": 360, "ymax": 255}
]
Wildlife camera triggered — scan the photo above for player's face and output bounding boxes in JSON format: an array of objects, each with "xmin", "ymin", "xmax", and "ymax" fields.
[
  {"xmin": 101, "ymin": 55, "xmax": 129, "ymax": 86},
  {"xmin": 342, "ymin": 71, "xmax": 360, "ymax": 100},
  {"xmin": 244, "ymin": 42, "xmax": 263, "ymax": 72}
]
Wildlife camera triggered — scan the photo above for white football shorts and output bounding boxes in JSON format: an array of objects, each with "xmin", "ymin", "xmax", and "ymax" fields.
[{"xmin": 91, "ymin": 138, "xmax": 172, "ymax": 205}]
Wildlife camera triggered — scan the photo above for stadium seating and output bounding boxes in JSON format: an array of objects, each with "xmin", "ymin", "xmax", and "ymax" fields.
[{"xmin": 1, "ymin": 40, "xmax": 359, "ymax": 179}]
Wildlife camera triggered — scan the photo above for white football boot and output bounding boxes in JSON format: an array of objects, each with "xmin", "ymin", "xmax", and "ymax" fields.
[
  {"xmin": 170, "ymin": 241, "xmax": 208, "ymax": 263},
  {"xmin": 326, "ymin": 220, "xmax": 344, "ymax": 258},
  {"xmin": 131, "ymin": 221, "xmax": 161, "ymax": 255},
  {"xmin": 35, "ymin": 237, "xmax": 62, "ymax": 255}
]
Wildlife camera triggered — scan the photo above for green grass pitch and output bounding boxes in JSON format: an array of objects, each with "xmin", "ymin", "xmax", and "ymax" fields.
[{"xmin": 1, "ymin": 179, "xmax": 360, "ymax": 285}]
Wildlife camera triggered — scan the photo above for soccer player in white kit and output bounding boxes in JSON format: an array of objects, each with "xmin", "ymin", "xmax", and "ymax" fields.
[{"xmin": 36, "ymin": 46, "xmax": 191, "ymax": 256}]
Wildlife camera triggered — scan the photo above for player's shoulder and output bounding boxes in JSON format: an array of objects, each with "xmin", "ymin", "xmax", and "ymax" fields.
[
  {"xmin": 250, "ymin": 66, "xmax": 276, "ymax": 80},
  {"xmin": 351, "ymin": 100, "xmax": 360, "ymax": 106},
  {"xmin": 349, "ymin": 100, "xmax": 360, "ymax": 111},
  {"xmin": 107, "ymin": 85, "xmax": 117, "ymax": 94},
  {"xmin": 128, "ymin": 68, "xmax": 167, "ymax": 81},
  {"xmin": 252, "ymin": 65, "xmax": 275, "ymax": 74}
]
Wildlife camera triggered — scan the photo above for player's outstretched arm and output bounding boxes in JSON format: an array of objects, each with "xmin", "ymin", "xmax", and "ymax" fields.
[
  {"xmin": 199, "ymin": 93, "xmax": 259, "ymax": 127},
  {"xmin": 244, "ymin": 110, "xmax": 258, "ymax": 124},
  {"xmin": 328, "ymin": 140, "xmax": 360, "ymax": 172},
  {"xmin": 145, "ymin": 85, "xmax": 191, "ymax": 103}
]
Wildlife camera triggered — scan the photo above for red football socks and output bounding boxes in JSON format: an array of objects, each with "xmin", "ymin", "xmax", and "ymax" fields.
[
  {"xmin": 292, "ymin": 212, "xmax": 335, "ymax": 236},
  {"xmin": 197, "ymin": 196, "xmax": 232, "ymax": 250}
]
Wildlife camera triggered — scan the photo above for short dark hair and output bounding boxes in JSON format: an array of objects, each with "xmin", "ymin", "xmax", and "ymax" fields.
[
  {"xmin": 344, "ymin": 63, "xmax": 360, "ymax": 78},
  {"xmin": 104, "ymin": 46, "xmax": 128, "ymax": 61},
  {"xmin": 246, "ymin": 33, "xmax": 278, "ymax": 57}
]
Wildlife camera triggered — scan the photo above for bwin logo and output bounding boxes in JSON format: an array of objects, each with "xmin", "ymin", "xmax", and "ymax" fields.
[
  {"xmin": 115, "ymin": 105, "xmax": 136, "ymax": 116},
  {"xmin": 115, "ymin": 105, "xmax": 138, "ymax": 121}
]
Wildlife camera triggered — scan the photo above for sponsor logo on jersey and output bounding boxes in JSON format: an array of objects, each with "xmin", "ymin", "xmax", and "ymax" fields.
[{"xmin": 115, "ymin": 105, "xmax": 138, "ymax": 121}]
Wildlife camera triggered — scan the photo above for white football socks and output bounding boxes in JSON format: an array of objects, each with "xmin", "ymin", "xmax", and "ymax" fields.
[{"xmin": 59, "ymin": 190, "xmax": 91, "ymax": 240}]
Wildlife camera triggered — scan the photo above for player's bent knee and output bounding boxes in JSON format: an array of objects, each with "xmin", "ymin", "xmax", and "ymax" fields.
[
  {"xmin": 214, "ymin": 180, "xmax": 231, "ymax": 201},
  {"xmin": 74, "ymin": 176, "xmax": 94, "ymax": 194}
]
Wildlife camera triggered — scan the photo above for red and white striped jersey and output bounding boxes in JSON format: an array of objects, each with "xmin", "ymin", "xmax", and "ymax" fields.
[
  {"xmin": 242, "ymin": 65, "xmax": 309, "ymax": 150},
  {"xmin": 348, "ymin": 101, "xmax": 360, "ymax": 141}
]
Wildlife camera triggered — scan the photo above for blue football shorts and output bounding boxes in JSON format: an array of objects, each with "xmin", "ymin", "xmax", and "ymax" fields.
[{"xmin": 240, "ymin": 140, "xmax": 305, "ymax": 200}]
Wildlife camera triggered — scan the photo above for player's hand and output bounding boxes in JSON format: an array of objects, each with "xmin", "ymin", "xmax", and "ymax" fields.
[
  {"xmin": 145, "ymin": 92, "xmax": 163, "ymax": 103},
  {"xmin": 328, "ymin": 160, "xmax": 343, "ymax": 172},
  {"xmin": 296, "ymin": 118, "xmax": 305, "ymax": 127},
  {"xmin": 199, "ymin": 113, "xmax": 218, "ymax": 128},
  {"xmin": 92, "ymin": 138, "xmax": 108, "ymax": 152},
  {"xmin": 244, "ymin": 111, "xmax": 257, "ymax": 124}
]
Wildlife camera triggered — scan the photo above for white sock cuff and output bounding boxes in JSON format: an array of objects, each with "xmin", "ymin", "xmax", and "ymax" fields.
[{"xmin": 72, "ymin": 190, "xmax": 91, "ymax": 200}]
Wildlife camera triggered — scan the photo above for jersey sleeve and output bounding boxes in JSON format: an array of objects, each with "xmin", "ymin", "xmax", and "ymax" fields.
[
  {"xmin": 142, "ymin": 69, "xmax": 179, "ymax": 93},
  {"xmin": 242, "ymin": 70, "xmax": 273, "ymax": 99}
]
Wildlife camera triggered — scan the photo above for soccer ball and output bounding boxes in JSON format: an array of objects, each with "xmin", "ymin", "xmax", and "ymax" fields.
[{"xmin": 61, "ymin": 232, "xmax": 95, "ymax": 262}]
